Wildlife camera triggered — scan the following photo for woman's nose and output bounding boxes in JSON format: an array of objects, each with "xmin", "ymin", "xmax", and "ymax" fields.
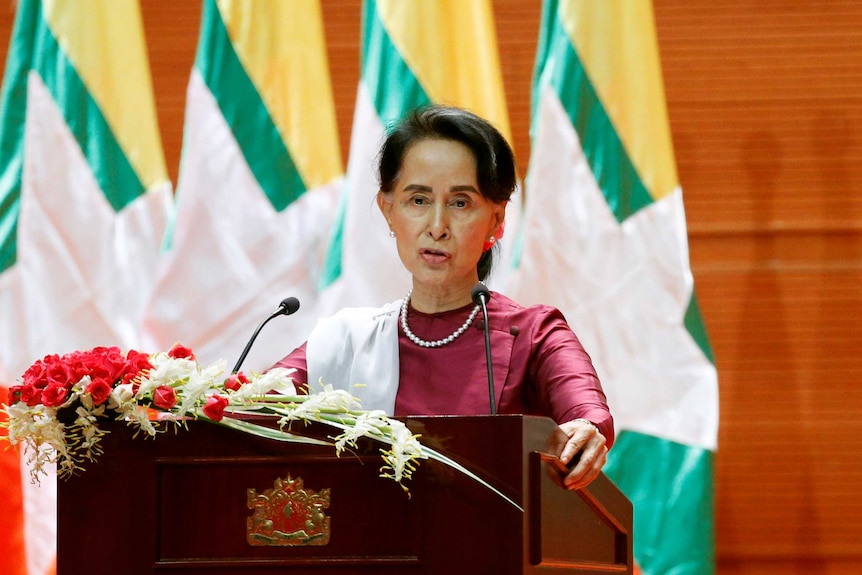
[{"xmin": 427, "ymin": 204, "xmax": 449, "ymax": 240}]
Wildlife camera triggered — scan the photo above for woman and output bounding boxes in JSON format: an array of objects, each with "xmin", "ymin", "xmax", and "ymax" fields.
[{"xmin": 274, "ymin": 105, "xmax": 612, "ymax": 490}]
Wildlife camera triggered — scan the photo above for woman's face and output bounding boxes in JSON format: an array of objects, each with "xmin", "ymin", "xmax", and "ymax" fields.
[{"xmin": 377, "ymin": 138, "xmax": 506, "ymax": 296}]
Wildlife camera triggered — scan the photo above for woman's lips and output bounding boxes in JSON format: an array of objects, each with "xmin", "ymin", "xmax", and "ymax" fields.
[{"xmin": 420, "ymin": 248, "xmax": 449, "ymax": 265}]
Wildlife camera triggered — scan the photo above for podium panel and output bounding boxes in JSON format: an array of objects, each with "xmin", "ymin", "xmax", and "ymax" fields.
[{"xmin": 58, "ymin": 415, "xmax": 632, "ymax": 574}]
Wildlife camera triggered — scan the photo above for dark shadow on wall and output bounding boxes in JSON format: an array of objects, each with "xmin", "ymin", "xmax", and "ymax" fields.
[{"xmin": 726, "ymin": 130, "xmax": 825, "ymax": 573}]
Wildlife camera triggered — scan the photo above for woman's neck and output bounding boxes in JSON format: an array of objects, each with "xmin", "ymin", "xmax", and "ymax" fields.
[{"xmin": 408, "ymin": 281, "xmax": 479, "ymax": 314}]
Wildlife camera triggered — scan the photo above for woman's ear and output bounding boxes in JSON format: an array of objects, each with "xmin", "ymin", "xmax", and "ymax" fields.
[
  {"xmin": 377, "ymin": 191, "xmax": 393, "ymax": 227},
  {"xmin": 491, "ymin": 201, "xmax": 508, "ymax": 234}
]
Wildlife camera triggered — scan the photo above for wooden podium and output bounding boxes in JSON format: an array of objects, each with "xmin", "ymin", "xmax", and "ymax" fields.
[{"xmin": 58, "ymin": 415, "xmax": 632, "ymax": 574}]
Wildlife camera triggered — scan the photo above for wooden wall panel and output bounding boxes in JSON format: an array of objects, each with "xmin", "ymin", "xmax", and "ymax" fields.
[
  {"xmin": 140, "ymin": 0, "xmax": 199, "ymax": 185},
  {"xmin": 320, "ymin": 0, "xmax": 361, "ymax": 169},
  {"xmin": 0, "ymin": 2, "xmax": 860, "ymax": 573},
  {"xmin": 655, "ymin": 0, "xmax": 862, "ymax": 232},
  {"xmin": 653, "ymin": 0, "xmax": 862, "ymax": 571}
]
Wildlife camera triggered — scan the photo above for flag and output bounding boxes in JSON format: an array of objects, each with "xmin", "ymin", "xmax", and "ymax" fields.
[
  {"xmin": 317, "ymin": 0, "xmax": 514, "ymax": 313},
  {"xmin": 0, "ymin": 1, "xmax": 171, "ymax": 574},
  {"xmin": 142, "ymin": 0, "xmax": 343, "ymax": 370},
  {"xmin": 509, "ymin": 1, "xmax": 718, "ymax": 573}
]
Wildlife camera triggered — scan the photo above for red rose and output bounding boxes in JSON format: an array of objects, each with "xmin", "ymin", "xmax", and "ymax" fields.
[
  {"xmin": 152, "ymin": 386, "xmax": 177, "ymax": 410},
  {"xmin": 44, "ymin": 355, "xmax": 74, "ymax": 389},
  {"xmin": 9, "ymin": 384, "xmax": 40, "ymax": 406},
  {"xmin": 123, "ymin": 349, "xmax": 153, "ymax": 379},
  {"xmin": 41, "ymin": 382, "xmax": 69, "ymax": 407},
  {"xmin": 122, "ymin": 350, "xmax": 153, "ymax": 387},
  {"xmin": 202, "ymin": 395, "xmax": 229, "ymax": 421},
  {"xmin": 64, "ymin": 352, "xmax": 91, "ymax": 383},
  {"xmin": 87, "ymin": 347, "xmax": 127, "ymax": 384},
  {"xmin": 168, "ymin": 344, "xmax": 195, "ymax": 361},
  {"xmin": 22, "ymin": 384, "xmax": 42, "ymax": 406},
  {"xmin": 8, "ymin": 385, "xmax": 23, "ymax": 404},
  {"xmin": 224, "ymin": 372, "xmax": 249, "ymax": 392},
  {"xmin": 94, "ymin": 346, "xmax": 122, "ymax": 356},
  {"xmin": 88, "ymin": 360, "xmax": 114, "ymax": 385},
  {"xmin": 22, "ymin": 359, "xmax": 50, "ymax": 389},
  {"xmin": 87, "ymin": 378, "xmax": 113, "ymax": 405}
]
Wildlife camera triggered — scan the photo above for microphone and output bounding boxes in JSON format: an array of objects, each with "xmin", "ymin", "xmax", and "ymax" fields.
[
  {"xmin": 231, "ymin": 297, "xmax": 300, "ymax": 374},
  {"xmin": 471, "ymin": 283, "xmax": 495, "ymax": 415}
]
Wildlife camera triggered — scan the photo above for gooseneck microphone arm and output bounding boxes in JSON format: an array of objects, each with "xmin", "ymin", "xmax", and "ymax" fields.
[
  {"xmin": 471, "ymin": 283, "xmax": 496, "ymax": 415},
  {"xmin": 231, "ymin": 297, "xmax": 300, "ymax": 374}
]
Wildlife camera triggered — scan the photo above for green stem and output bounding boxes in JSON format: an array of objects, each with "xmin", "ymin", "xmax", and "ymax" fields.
[{"xmin": 212, "ymin": 417, "xmax": 332, "ymax": 446}]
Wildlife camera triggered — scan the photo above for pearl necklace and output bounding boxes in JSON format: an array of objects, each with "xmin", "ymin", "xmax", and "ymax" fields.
[{"xmin": 400, "ymin": 289, "xmax": 481, "ymax": 348}]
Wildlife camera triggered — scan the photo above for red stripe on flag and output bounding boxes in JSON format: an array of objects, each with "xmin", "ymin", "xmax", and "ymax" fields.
[{"xmin": 0, "ymin": 386, "xmax": 27, "ymax": 575}]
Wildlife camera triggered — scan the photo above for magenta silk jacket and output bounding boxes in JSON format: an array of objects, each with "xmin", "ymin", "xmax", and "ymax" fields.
[{"xmin": 273, "ymin": 292, "xmax": 614, "ymax": 448}]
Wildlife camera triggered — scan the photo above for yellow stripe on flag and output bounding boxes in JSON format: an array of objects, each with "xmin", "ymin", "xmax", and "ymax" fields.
[
  {"xmin": 560, "ymin": 0, "xmax": 677, "ymax": 199},
  {"xmin": 217, "ymin": 0, "xmax": 343, "ymax": 189},
  {"xmin": 377, "ymin": 0, "xmax": 511, "ymax": 143},
  {"xmin": 42, "ymin": 0, "xmax": 168, "ymax": 191}
]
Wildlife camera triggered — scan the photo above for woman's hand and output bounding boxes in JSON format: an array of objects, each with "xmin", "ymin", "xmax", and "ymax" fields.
[{"xmin": 557, "ymin": 418, "xmax": 608, "ymax": 491}]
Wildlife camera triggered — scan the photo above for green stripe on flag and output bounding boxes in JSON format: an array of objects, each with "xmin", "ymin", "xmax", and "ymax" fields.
[
  {"xmin": 196, "ymin": 0, "xmax": 306, "ymax": 212},
  {"xmin": 0, "ymin": 0, "xmax": 34, "ymax": 274},
  {"xmin": 0, "ymin": 160, "xmax": 21, "ymax": 273},
  {"xmin": 363, "ymin": 0, "xmax": 431, "ymax": 128},
  {"xmin": 318, "ymin": 179, "xmax": 348, "ymax": 290},
  {"xmin": 318, "ymin": 0, "xmax": 430, "ymax": 289},
  {"xmin": 604, "ymin": 430, "xmax": 716, "ymax": 575},
  {"xmin": 533, "ymin": 0, "xmax": 652, "ymax": 223},
  {"xmin": 0, "ymin": 0, "xmax": 145, "ymax": 273},
  {"xmin": 36, "ymin": 15, "xmax": 145, "ymax": 213},
  {"xmin": 685, "ymin": 292, "xmax": 715, "ymax": 364}
]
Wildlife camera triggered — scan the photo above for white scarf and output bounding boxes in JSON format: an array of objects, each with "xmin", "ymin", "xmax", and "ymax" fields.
[{"xmin": 306, "ymin": 299, "xmax": 402, "ymax": 414}]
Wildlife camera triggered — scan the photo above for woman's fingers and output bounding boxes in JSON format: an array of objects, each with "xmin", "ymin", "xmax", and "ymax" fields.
[{"xmin": 557, "ymin": 419, "xmax": 608, "ymax": 490}]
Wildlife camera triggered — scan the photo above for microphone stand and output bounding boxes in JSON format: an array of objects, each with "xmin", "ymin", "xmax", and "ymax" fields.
[
  {"xmin": 479, "ymin": 296, "xmax": 496, "ymax": 415},
  {"xmin": 232, "ymin": 297, "xmax": 300, "ymax": 374},
  {"xmin": 471, "ymin": 284, "xmax": 496, "ymax": 415}
]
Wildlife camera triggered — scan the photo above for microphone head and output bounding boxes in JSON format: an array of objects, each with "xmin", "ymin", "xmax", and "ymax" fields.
[
  {"xmin": 278, "ymin": 297, "xmax": 301, "ymax": 315},
  {"xmin": 471, "ymin": 283, "xmax": 491, "ymax": 305}
]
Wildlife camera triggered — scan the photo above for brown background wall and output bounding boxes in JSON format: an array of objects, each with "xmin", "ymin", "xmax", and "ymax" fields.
[{"xmin": 1, "ymin": 1, "xmax": 861, "ymax": 573}]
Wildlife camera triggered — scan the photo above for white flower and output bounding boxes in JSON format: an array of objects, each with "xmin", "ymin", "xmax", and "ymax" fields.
[
  {"xmin": 380, "ymin": 420, "xmax": 426, "ymax": 484},
  {"xmin": 175, "ymin": 360, "xmax": 226, "ymax": 417},
  {"xmin": 233, "ymin": 368, "xmax": 297, "ymax": 400},
  {"xmin": 332, "ymin": 410, "xmax": 389, "ymax": 453},
  {"xmin": 108, "ymin": 383, "xmax": 135, "ymax": 407},
  {"xmin": 123, "ymin": 404, "xmax": 158, "ymax": 437},
  {"xmin": 282, "ymin": 383, "xmax": 362, "ymax": 422},
  {"xmin": 5, "ymin": 403, "xmax": 69, "ymax": 482},
  {"xmin": 136, "ymin": 354, "xmax": 197, "ymax": 397}
]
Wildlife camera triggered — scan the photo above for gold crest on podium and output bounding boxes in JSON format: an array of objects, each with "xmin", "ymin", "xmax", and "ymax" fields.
[{"xmin": 247, "ymin": 475, "xmax": 331, "ymax": 546}]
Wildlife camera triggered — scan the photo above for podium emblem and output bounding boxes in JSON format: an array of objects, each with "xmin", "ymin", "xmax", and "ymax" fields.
[{"xmin": 247, "ymin": 475, "xmax": 331, "ymax": 546}]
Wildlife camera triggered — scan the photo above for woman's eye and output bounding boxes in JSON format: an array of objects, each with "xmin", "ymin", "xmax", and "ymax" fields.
[{"xmin": 451, "ymin": 198, "xmax": 469, "ymax": 209}]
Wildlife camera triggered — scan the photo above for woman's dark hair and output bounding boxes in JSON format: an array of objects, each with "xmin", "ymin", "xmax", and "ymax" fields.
[{"xmin": 377, "ymin": 105, "xmax": 517, "ymax": 281}]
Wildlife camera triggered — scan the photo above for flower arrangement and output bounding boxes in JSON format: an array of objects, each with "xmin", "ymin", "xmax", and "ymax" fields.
[
  {"xmin": 1, "ymin": 344, "xmax": 519, "ymax": 507},
  {"xmin": 1, "ymin": 344, "xmax": 427, "ymax": 488}
]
